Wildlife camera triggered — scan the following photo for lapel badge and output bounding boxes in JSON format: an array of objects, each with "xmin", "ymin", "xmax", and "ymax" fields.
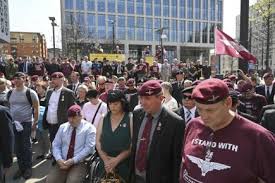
[
  {"xmin": 61, "ymin": 95, "xmax": 65, "ymax": 101},
  {"xmin": 123, "ymin": 123, "xmax": 127, "ymax": 127},
  {"xmin": 157, "ymin": 122, "xmax": 162, "ymax": 131}
]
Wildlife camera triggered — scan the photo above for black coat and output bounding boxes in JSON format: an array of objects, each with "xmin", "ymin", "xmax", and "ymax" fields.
[
  {"xmin": 130, "ymin": 107, "xmax": 185, "ymax": 183},
  {"xmin": 261, "ymin": 107, "xmax": 275, "ymax": 134},
  {"xmin": 172, "ymin": 81, "xmax": 184, "ymax": 105},
  {"xmin": 42, "ymin": 87, "xmax": 75, "ymax": 129},
  {"xmin": 255, "ymin": 84, "xmax": 275, "ymax": 105},
  {"xmin": 0, "ymin": 106, "xmax": 14, "ymax": 169}
]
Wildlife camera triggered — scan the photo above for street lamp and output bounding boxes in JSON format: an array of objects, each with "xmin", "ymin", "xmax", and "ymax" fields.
[
  {"xmin": 156, "ymin": 27, "xmax": 168, "ymax": 63},
  {"xmin": 108, "ymin": 19, "xmax": 116, "ymax": 53},
  {"xmin": 49, "ymin": 17, "xmax": 57, "ymax": 58}
]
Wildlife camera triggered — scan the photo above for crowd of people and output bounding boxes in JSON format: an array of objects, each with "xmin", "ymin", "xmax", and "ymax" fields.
[{"xmin": 0, "ymin": 54, "xmax": 275, "ymax": 183}]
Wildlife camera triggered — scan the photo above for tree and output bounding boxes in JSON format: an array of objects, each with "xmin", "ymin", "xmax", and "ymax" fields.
[{"xmin": 251, "ymin": 0, "xmax": 275, "ymax": 70}]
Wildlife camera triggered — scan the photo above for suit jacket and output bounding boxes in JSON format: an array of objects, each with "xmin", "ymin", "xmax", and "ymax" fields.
[
  {"xmin": 42, "ymin": 87, "xmax": 75, "ymax": 129},
  {"xmin": 175, "ymin": 107, "xmax": 199, "ymax": 124},
  {"xmin": 0, "ymin": 106, "xmax": 14, "ymax": 169},
  {"xmin": 67, "ymin": 82, "xmax": 81, "ymax": 95},
  {"xmin": 261, "ymin": 108, "xmax": 275, "ymax": 134},
  {"xmin": 130, "ymin": 107, "xmax": 185, "ymax": 183},
  {"xmin": 255, "ymin": 84, "xmax": 275, "ymax": 105},
  {"xmin": 172, "ymin": 80, "xmax": 184, "ymax": 105}
]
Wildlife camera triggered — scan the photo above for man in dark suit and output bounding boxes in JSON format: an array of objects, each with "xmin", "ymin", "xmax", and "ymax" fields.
[
  {"xmin": 43, "ymin": 72, "xmax": 75, "ymax": 143},
  {"xmin": 255, "ymin": 73, "xmax": 275, "ymax": 104},
  {"xmin": 0, "ymin": 105, "xmax": 14, "ymax": 182},
  {"xmin": 130, "ymin": 80, "xmax": 185, "ymax": 183},
  {"xmin": 67, "ymin": 71, "xmax": 81, "ymax": 96},
  {"xmin": 172, "ymin": 70, "xmax": 185, "ymax": 106},
  {"xmin": 175, "ymin": 86, "xmax": 199, "ymax": 124}
]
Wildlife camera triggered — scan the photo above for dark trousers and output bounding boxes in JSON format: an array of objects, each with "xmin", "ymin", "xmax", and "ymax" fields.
[
  {"xmin": 14, "ymin": 122, "xmax": 32, "ymax": 172},
  {"xmin": 48, "ymin": 124, "xmax": 60, "ymax": 143}
]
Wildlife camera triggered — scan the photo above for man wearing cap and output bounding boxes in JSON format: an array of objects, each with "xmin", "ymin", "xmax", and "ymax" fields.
[
  {"xmin": 46, "ymin": 105, "xmax": 96, "ymax": 183},
  {"xmin": 175, "ymin": 86, "xmax": 199, "ymax": 124},
  {"xmin": 179, "ymin": 78, "xmax": 275, "ymax": 183},
  {"xmin": 238, "ymin": 81, "xmax": 267, "ymax": 123},
  {"xmin": 130, "ymin": 80, "xmax": 185, "ymax": 183},
  {"xmin": 172, "ymin": 70, "xmax": 185, "ymax": 106},
  {"xmin": 7, "ymin": 72, "xmax": 40, "ymax": 180},
  {"xmin": 43, "ymin": 72, "xmax": 75, "ymax": 144},
  {"xmin": 255, "ymin": 72, "xmax": 275, "ymax": 104}
]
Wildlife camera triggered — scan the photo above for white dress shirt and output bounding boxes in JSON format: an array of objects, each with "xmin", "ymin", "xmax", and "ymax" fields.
[
  {"xmin": 265, "ymin": 84, "xmax": 273, "ymax": 97},
  {"xmin": 52, "ymin": 119, "xmax": 96, "ymax": 163},
  {"xmin": 46, "ymin": 87, "xmax": 62, "ymax": 124},
  {"xmin": 183, "ymin": 106, "xmax": 196, "ymax": 123}
]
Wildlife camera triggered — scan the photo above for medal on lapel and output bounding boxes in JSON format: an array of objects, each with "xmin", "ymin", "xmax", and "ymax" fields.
[
  {"xmin": 157, "ymin": 122, "xmax": 162, "ymax": 131},
  {"xmin": 61, "ymin": 95, "xmax": 65, "ymax": 102}
]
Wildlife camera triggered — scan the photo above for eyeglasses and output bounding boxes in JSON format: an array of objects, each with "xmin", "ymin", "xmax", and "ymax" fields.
[{"xmin": 182, "ymin": 95, "xmax": 192, "ymax": 100}]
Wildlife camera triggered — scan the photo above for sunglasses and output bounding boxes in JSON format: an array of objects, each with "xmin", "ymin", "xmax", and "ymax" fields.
[{"xmin": 183, "ymin": 95, "xmax": 192, "ymax": 100}]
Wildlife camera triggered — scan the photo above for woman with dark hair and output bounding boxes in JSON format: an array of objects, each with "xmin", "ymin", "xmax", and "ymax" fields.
[{"xmin": 96, "ymin": 89, "xmax": 132, "ymax": 182}]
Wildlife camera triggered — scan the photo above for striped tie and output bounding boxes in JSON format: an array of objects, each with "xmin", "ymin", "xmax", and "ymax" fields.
[{"xmin": 186, "ymin": 110, "xmax": 192, "ymax": 123}]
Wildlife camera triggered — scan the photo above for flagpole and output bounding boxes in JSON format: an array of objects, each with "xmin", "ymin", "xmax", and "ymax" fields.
[{"xmin": 214, "ymin": 27, "xmax": 221, "ymax": 75}]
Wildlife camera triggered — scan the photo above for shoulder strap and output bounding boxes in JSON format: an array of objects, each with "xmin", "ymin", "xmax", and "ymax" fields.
[
  {"xmin": 91, "ymin": 102, "xmax": 102, "ymax": 124},
  {"xmin": 7, "ymin": 89, "xmax": 13, "ymax": 102},
  {"xmin": 26, "ymin": 88, "xmax": 33, "ymax": 106}
]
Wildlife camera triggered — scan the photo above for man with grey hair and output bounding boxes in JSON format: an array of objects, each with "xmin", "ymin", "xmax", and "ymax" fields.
[
  {"xmin": 160, "ymin": 59, "xmax": 171, "ymax": 82},
  {"xmin": 0, "ymin": 78, "xmax": 9, "ymax": 106},
  {"xmin": 161, "ymin": 82, "xmax": 178, "ymax": 111}
]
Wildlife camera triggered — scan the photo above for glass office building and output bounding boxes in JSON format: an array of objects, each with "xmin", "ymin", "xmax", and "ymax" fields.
[{"xmin": 61, "ymin": 0, "xmax": 223, "ymax": 61}]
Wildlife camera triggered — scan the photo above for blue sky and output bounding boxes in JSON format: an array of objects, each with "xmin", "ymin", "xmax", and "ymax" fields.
[{"xmin": 9, "ymin": 0, "xmax": 257, "ymax": 49}]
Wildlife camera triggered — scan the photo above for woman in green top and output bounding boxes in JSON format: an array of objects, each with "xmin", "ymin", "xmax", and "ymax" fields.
[{"xmin": 96, "ymin": 89, "xmax": 132, "ymax": 182}]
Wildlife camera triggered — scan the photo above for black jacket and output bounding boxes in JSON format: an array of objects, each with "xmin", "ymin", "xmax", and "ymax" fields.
[
  {"xmin": 0, "ymin": 106, "xmax": 14, "ymax": 169},
  {"xmin": 130, "ymin": 107, "xmax": 185, "ymax": 183},
  {"xmin": 261, "ymin": 108, "xmax": 275, "ymax": 134},
  {"xmin": 175, "ymin": 107, "xmax": 200, "ymax": 124},
  {"xmin": 42, "ymin": 87, "xmax": 75, "ymax": 129},
  {"xmin": 255, "ymin": 84, "xmax": 275, "ymax": 105}
]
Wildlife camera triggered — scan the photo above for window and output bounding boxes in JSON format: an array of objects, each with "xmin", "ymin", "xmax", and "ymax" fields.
[
  {"xmin": 163, "ymin": 0, "xmax": 169, "ymax": 17},
  {"xmin": 117, "ymin": 16, "xmax": 126, "ymax": 40},
  {"xmin": 127, "ymin": 0, "xmax": 135, "ymax": 14},
  {"xmin": 209, "ymin": 23, "xmax": 215, "ymax": 43},
  {"xmin": 98, "ymin": 15, "xmax": 106, "ymax": 39},
  {"xmin": 65, "ymin": 0, "xmax": 73, "ymax": 10},
  {"xmin": 187, "ymin": 0, "xmax": 193, "ymax": 19},
  {"xmin": 163, "ymin": 19, "xmax": 169, "ymax": 41},
  {"xmin": 154, "ymin": 18, "xmax": 161, "ymax": 41},
  {"xmin": 195, "ymin": 22, "xmax": 201, "ymax": 43},
  {"xmin": 202, "ymin": 22, "xmax": 208, "ymax": 43},
  {"xmin": 210, "ymin": 0, "xmax": 215, "ymax": 21},
  {"xmin": 127, "ymin": 16, "xmax": 135, "ymax": 40},
  {"xmin": 87, "ymin": 0, "xmax": 95, "ymax": 11},
  {"xmin": 145, "ymin": 0, "xmax": 152, "ymax": 16},
  {"xmin": 76, "ymin": 0, "xmax": 85, "ymax": 10},
  {"xmin": 187, "ymin": 21, "xmax": 193, "ymax": 43},
  {"xmin": 117, "ymin": 0, "xmax": 125, "ymax": 13},
  {"xmin": 217, "ymin": 0, "xmax": 223, "ymax": 21},
  {"xmin": 136, "ymin": 17, "xmax": 144, "ymax": 40},
  {"xmin": 179, "ymin": 20, "xmax": 186, "ymax": 43},
  {"xmin": 136, "ymin": 0, "xmax": 143, "ymax": 15},
  {"xmin": 170, "ymin": 20, "xmax": 177, "ymax": 42},
  {"xmin": 180, "ymin": 0, "xmax": 185, "ymax": 18},
  {"xmin": 154, "ymin": 0, "xmax": 161, "ymax": 16},
  {"xmin": 146, "ymin": 18, "xmax": 153, "ymax": 41},
  {"xmin": 98, "ymin": 0, "xmax": 105, "ymax": 12},
  {"xmin": 171, "ymin": 0, "xmax": 178, "ymax": 17},
  {"xmin": 108, "ymin": 0, "xmax": 116, "ymax": 13},
  {"xmin": 76, "ymin": 12, "xmax": 85, "ymax": 27},
  {"xmin": 202, "ymin": 0, "xmax": 208, "ymax": 20},
  {"xmin": 107, "ymin": 15, "xmax": 116, "ymax": 39},
  {"xmin": 87, "ymin": 13, "xmax": 96, "ymax": 36},
  {"xmin": 65, "ymin": 11, "xmax": 74, "ymax": 24},
  {"xmin": 195, "ymin": 0, "xmax": 201, "ymax": 19}
]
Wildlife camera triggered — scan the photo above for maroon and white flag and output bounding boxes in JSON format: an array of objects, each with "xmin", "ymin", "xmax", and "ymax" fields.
[{"xmin": 215, "ymin": 28, "xmax": 257, "ymax": 64}]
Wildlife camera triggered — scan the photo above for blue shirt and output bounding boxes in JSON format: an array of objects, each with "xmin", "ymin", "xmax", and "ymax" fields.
[{"xmin": 52, "ymin": 119, "xmax": 96, "ymax": 163}]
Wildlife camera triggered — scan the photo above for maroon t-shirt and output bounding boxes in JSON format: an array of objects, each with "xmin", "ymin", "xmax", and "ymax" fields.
[{"xmin": 180, "ymin": 115, "xmax": 275, "ymax": 183}]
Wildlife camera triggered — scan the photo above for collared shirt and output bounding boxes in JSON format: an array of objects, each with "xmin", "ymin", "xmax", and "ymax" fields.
[
  {"xmin": 46, "ymin": 87, "xmax": 62, "ymax": 124},
  {"xmin": 265, "ymin": 84, "xmax": 273, "ymax": 97},
  {"xmin": 52, "ymin": 119, "xmax": 96, "ymax": 163},
  {"xmin": 135, "ymin": 107, "xmax": 163, "ymax": 181},
  {"xmin": 183, "ymin": 106, "xmax": 196, "ymax": 123}
]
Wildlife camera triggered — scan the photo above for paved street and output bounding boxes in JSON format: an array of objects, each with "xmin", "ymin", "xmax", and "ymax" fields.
[{"xmin": 5, "ymin": 143, "xmax": 51, "ymax": 183}]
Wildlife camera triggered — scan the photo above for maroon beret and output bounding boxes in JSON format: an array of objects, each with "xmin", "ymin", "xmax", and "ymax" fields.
[
  {"xmin": 229, "ymin": 75, "xmax": 237, "ymax": 81},
  {"xmin": 263, "ymin": 73, "xmax": 273, "ymax": 79},
  {"xmin": 192, "ymin": 78, "xmax": 229, "ymax": 104},
  {"xmin": 51, "ymin": 72, "xmax": 64, "ymax": 79},
  {"xmin": 68, "ymin": 105, "xmax": 81, "ymax": 117},
  {"xmin": 138, "ymin": 80, "xmax": 162, "ymax": 96},
  {"xmin": 127, "ymin": 78, "xmax": 135, "ymax": 86},
  {"xmin": 239, "ymin": 82, "xmax": 253, "ymax": 93},
  {"xmin": 31, "ymin": 75, "xmax": 39, "ymax": 82}
]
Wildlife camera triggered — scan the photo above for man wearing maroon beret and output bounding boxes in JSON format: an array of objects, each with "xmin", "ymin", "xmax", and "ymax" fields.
[
  {"xmin": 129, "ymin": 80, "xmax": 185, "ymax": 183},
  {"xmin": 43, "ymin": 72, "xmax": 75, "ymax": 152},
  {"xmin": 255, "ymin": 72, "xmax": 275, "ymax": 104},
  {"xmin": 179, "ymin": 78, "xmax": 275, "ymax": 183}
]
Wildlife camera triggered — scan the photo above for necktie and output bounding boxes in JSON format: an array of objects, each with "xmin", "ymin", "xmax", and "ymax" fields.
[
  {"xmin": 136, "ymin": 114, "xmax": 153, "ymax": 172},
  {"xmin": 186, "ymin": 110, "xmax": 192, "ymax": 123},
  {"xmin": 266, "ymin": 86, "xmax": 270, "ymax": 98},
  {"xmin": 67, "ymin": 127, "xmax": 76, "ymax": 160}
]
